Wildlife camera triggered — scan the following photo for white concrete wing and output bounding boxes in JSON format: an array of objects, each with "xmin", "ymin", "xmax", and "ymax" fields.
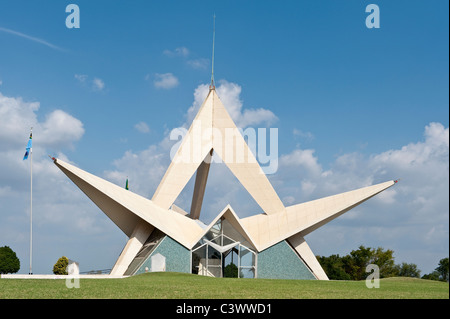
[
  {"xmin": 152, "ymin": 90, "xmax": 214, "ymax": 211},
  {"xmin": 54, "ymin": 159, "xmax": 204, "ymax": 248},
  {"xmin": 240, "ymin": 180, "xmax": 396, "ymax": 251}
]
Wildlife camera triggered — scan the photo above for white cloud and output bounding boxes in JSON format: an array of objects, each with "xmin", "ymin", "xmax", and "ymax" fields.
[
  {"xmin": 372, "ymin": 122, "xmax": 449, "ymax": 169},
  {"xmin": 293, "ymin": 128, "xmax": 314, "ymax": 141},
  {"xmin": 92, "ymin": 78, "xmax": 105, "ymax": 91},
  {"xmin": 75, "ymin": 74, "xmax": 105, "ymax": 91},
  {"xmin": 0, "ymin": 91, "xmax": 102, "ymax": 273},
  {"xmin": 187, "ymin": 58, "xmax": 209, "ymax": 69},
  {"xmin": 0, "ymin": 93, "xmax": 39, "ymax": 148},
  {"xmin": 277, "ymin": 123, "xmax": 449, "ymax": 209},
  {"xmin": 74, "ymin": 74, "xmax": 88, "ymax": 83},
  {"xmin": 153, "ymin": 73, "xmax": 179, "ymax": 89},
  {"xmin": 0, "ymin": 92, "xmax": 85, "ymax": 151},
  {"xmin": 104, "ymin": 145, "xmax": 170, "ymax": 198},
  {"xmin": 0, "ymin": 27, "xmax": 65, "ymax": 52},
  {"xmin": 163, "ymin": 47, "xmax": 189, "ymax": 57},
  {"xmin": 134, "ymin": 121, "xmax": 150, "ymax": 133},
  {"xmin": 279, "ymin": 149, "xmax": 322, "ymax": 176},
  {"xmin": 40, "ymin": 110, "xmax": 84, "ymax": 149},
  {"xmin": 274, "ymin": 122, "xmax": 449, "ymax": 274},
  {"xmin": 163, "ymin": 46, "xmax": 210, "ymax": 71}
]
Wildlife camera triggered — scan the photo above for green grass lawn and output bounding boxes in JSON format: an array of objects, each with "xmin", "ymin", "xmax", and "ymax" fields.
[{"xmin": 0, "ymin": 272, "xmax": 448, "ymax": 299}]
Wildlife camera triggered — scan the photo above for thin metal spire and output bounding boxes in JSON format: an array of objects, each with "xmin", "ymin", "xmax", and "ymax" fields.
[{"xmin": 210, "ymin": 13, "xmax": 216, "ymax": 90}]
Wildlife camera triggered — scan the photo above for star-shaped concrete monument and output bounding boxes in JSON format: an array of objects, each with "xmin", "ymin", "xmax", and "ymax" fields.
[{"xmin": 54, "ymin": 87, "xmax": 396, "ymax": 279}]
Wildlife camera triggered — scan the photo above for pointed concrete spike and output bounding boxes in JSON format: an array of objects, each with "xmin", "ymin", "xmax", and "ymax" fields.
[
  {"xmin": 152, "ymin": 89, "xmax": 285, "ymax": 215},
  {"xmin": 287, "ymin": 233, "xmax": 329, "ymax": 280},
  {"xmin": 241, "ymin": 180, "xmax": 396, "ymax": 251},
  {"xmin": 152, "ymin": 90, "xmax": 215, "ymax": 210},
  {"xmin": 54, "ymin": 158, "xmax": 203, "ymax": 247}
]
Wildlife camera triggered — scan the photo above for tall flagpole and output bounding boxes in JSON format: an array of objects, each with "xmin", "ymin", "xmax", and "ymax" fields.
[
  {"xmin": 29, "ymin": 128, "xmax": 33, "ymax": 275},
  {"xmin": 210, "ymin": 13, "xmax": 216, "ymax": 90}
]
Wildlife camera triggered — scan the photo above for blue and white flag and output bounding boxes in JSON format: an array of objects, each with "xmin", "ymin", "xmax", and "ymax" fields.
[{"xmin": 23, "ymin": 132, "xmax": 32, "ymax": 160}]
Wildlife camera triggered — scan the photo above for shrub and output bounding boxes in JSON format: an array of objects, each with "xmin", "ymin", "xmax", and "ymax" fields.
[
  {"xmin": 0, "ymin": 246, "xmax": 20, "ymax": 274},
  {"xmin": 224, "ymin": 263, "xmax": 239, "ymax": 278},
  {"xmin": 53, "ymin": 256, "xmax": 69, "ymax": 275}
]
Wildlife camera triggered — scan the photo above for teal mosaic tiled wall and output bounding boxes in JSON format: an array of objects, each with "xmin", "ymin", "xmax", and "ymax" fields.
[
  {"xmin": 257, "ymin": 240, "xmax": 316, "ymax": 280},
  {"xmin": 134, "ymin": 236, "xmax": 191, "ymax": 275},
  {"xmin": 134, "ymin": 236, "xmax": 316, "ymax": 280}
]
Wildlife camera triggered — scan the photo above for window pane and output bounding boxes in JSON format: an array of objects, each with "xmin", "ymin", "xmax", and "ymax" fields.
[
  {"xmin": 208, "ymin": 219, "xmax": 221, "ymax": 238},
  {"xmin": 192, "ymin": 238, "xmax": 206, "ymax": 250},
  {"xmin": 208, "ymin": 266, "xmax": 222, "ymax": 278},
  {"xmin": 192, "ymin": 245, "xmax": 206, "ymax": 275},
  {"xmin": 222, "ymin": 235, "xmax": 235, "ymax": 246},
  {"xmin": 240, "ymin": 245, "xmax": 255, "ymax": 267},
  {"xmin": 211, "ymin": 235, "xmax": 222, "ymax": 246},
  {"xmin": 208, "ymin": 245, "xmax": 221, "ymax": 261},
  {"xmin": 203, "ymin": 218, "xmax": 220, "ymax": 241},
  {"xmin": 207, "ymin": 245, "xmax": 222, "ymax": 277},
  {"xmin": 240, "ymin": 268, "xmax": 255, "ymax": 279}
]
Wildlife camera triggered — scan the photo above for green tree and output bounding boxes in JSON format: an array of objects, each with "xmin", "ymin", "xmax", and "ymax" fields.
[
  {"xmin": 422, "ymin": 258, "xmax": 449, "ymax": 281},
  {"xmin": 317, "ymin": 254, "xmax": 351, "ymax": 280},
  {"xmin": 422, "ymin": 271, "xmax": 440, "ymax": 281},
  {"xmin": 436, "ymin": 258, "xmax": 449, "ymax": 282},
  {"xmin": 53, "ymin": 256, "xmax": 69, "ymax": 275},
  {"xmin": 372, "ymin": 247, "xmax": 398, "ymax": 278},
  {"xmin": 0, "ymin": 246, "xmax": 20, "ymax": 274},
  {"xmin": 395, "ymin": 262, "xmax": 421, "ymax": 278},
  {"xmin": 344, "ymin": 245, "xmax": 373, "ymax": 280},
  {"xmin": 318, "ymin": 245, "xmax": 412, "ymax": 280},
  {"xmin": 344, "ymin": 246, "xmax": 398, "ymax": 279}
]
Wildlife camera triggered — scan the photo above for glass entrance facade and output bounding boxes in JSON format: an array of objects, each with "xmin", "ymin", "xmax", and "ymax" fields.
[
  {"xmin": 191, "ymin": 217, "xmax": 256, "ymax": 278},
  {"xmin": 129, "ymin": 214, "xmax": 317, "ymax": 280}
]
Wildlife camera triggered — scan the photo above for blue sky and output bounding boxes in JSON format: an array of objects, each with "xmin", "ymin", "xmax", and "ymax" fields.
[{"xmin": 0, "ymin": 1, "xmax": 448, "ymax": 276}]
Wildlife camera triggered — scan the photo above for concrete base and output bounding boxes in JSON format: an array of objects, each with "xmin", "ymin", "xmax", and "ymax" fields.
[{"xmin": 0, "ymin": 274, "xmax": 127, "ymax": 279}]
